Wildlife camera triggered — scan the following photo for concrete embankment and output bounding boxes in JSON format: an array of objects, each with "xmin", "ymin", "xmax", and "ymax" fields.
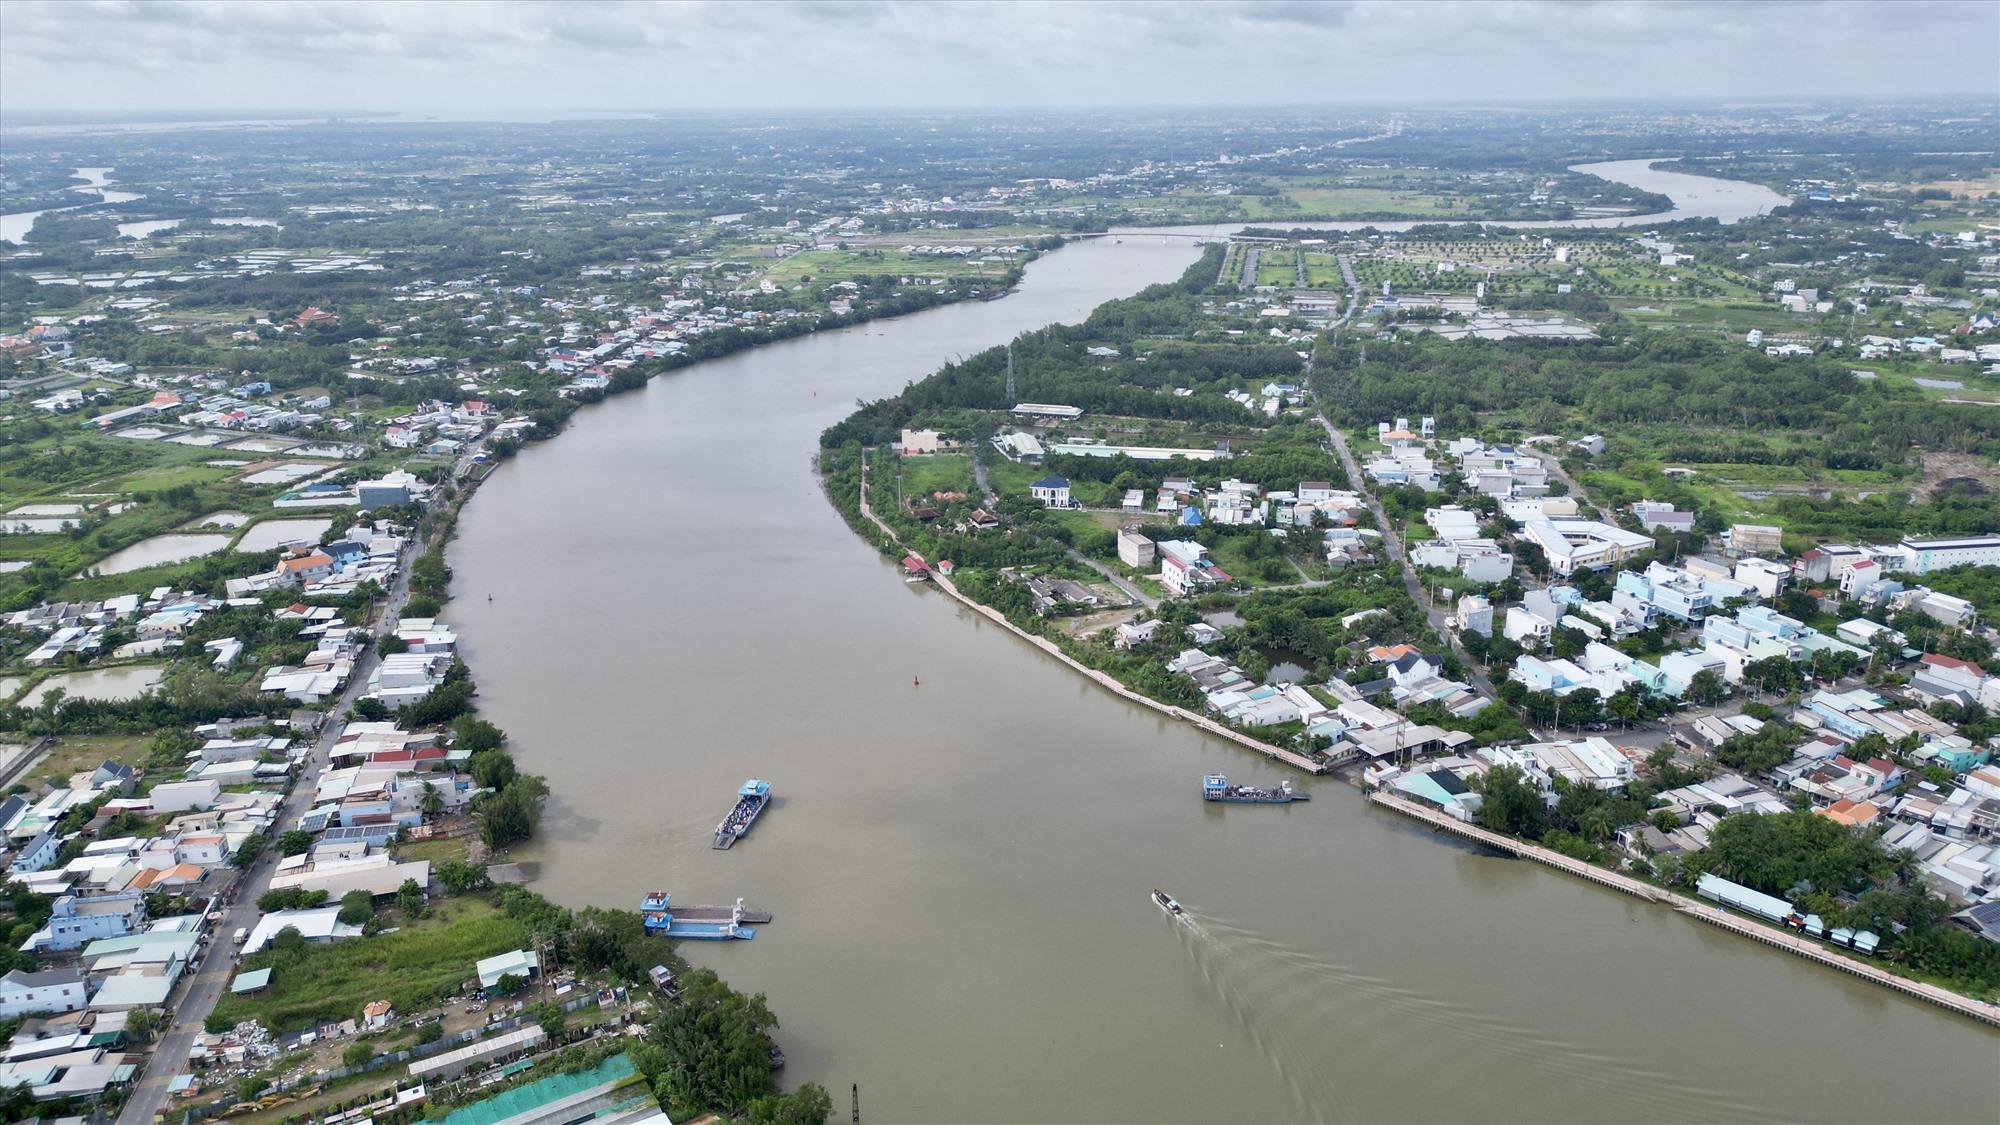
[
  {"xmin": 930, "ymin": 572, "xmax": 1328, "ymax": 774},
  {"xmin": 853, "ymin": 449, "xmax": 1325, "ymax": 775},
  {"xmin": 1366, "ymin": 789, "xmax": 2000, "ymax": 1029}
]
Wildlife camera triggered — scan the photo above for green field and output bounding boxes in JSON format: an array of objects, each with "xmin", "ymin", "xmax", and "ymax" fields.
[
  {"xmin": 895, "ymin": 452, "xmax": 975, "ymax": 498},
  {"xmin": 760, "ymin": 248, "xmax": 1017, "ymax": 287},
  {"xmin": 211, "ymin": 898, "xmax": 529, "ymax": 1032}
]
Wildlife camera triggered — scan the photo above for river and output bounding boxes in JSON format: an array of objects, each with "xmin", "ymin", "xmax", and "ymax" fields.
[
  {"xmin": 450, "ymin": 168, "xmax": 1995, "ymax": 1123},
  {"xmin": 0, "ymin": 166, "xmax": 145, "ymax": 244}
]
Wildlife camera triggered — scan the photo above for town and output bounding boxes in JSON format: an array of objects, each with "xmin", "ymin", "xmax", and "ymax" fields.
[{"xmin": 2, "ymin": 80, "xmax": 1999, "ymax": 1125}]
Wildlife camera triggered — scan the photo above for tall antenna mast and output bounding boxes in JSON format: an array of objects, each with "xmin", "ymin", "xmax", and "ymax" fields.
[{"xmin": 1005, "ymin": 343, "xmax": 1016, "ymax": 401}]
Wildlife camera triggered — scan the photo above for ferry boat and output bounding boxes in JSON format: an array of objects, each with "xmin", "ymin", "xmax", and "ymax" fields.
[
  {"xmin": 1152, "ymin": 889, "xmax": 1183, "ymax": 916},
  {"xmin": 1202, "ymin": 774, "xmax": 1310, "ymax": 803},
  {"xmin": 640, "ymin": 892, "xmax": 759, "ymax": 941},
  {"xmin": 713, "ymin": 779, "xmax": 772, "ymax": 849}
]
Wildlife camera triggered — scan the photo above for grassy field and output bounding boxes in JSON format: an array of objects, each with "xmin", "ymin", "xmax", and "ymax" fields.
[
  {"xmin": 393, "ymin": 834, "xmax": 474, "ymax": 866},
  {"xmin": 895, "ymin": 452, "xmax": 975, "ymax": 498},
  {"xmin": 1255, "ymin": 251, "xmax": 1300, "ymax": 288},
  {"xmin": 1301, "ymin": 253, "xmax": 1347, "ymax": 288},
  {"xmin": 22, "ymin": 733, "xmax": 152, "ymax": 789},
  {"xmin": 759, "ymin": 248, "xmax": 1016, "ymax": 287},
  {"xmin": 210, "ymin": 897, "xmax": 530, "ymax": 1032}
]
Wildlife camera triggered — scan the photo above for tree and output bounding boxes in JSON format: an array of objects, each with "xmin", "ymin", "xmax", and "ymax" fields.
[
  {"xmin": 278, "ymin": 830, "xmax": 314, "ymax": 857},
  {"xmin": 438, "ymin": 860, "xmax": 489, "ymax": 894},
  {"xmin": 746, "ymin": 1084, "xmax": 834, "ymax": 1125},
  {"xmin": 532, "ymin": 1002, "xmax": 566, "ymax": 1036},
  {"xmin": 469, "ymin": 749, "xmax": 518, "ymax": 791},
  {"xmin": 420, "ymin": 781, "xmax": 444, "ymax": 818},
  {"xmin": 338, "ymin": 890, "xmax": 373, "ymax": 926},
  {"xmin": 1715, "ymin": 722, "xmax": 1801, "ymax": 775},
  {"xmin": 645, "ymin": 968, "xmax": 787, "ymax": 1119},
  {"xmin": 396, "ymin": 878, "xmax": 425, "ymax": 915},
  {"xmin": 481, "ymin": 775, "xmax": 548, "ymax": 849},
  {"xmin": 342, "ymin": 1040, "xmax": 375, "ymax": 1069},
  {"xmin": 454, "ymin": 715, "xmax": 507, "ymax": 755},
  {"xmin": 1607, "ymin": 685, "xmax": 1644, "ymax": 728},
  {"xmin": 1473, "ymin": 765, "xmax": 1546, "ymax": 839},
  {"xmin": 1686, "ymin": 668, "xmax": 1728, "ymax": 707},
  {"xmin": 230, "ymin": 832, "xmax": 265, "ymax": 868},
  {"xmin": 1742, "ymin": 655, "xmax": 1800, "ymax": 696},
  {"xmin": 126, "ymin": 1006, "xmax": 159, "ymax": 1041},
  {"xmin": 1560, "ymin": 687, "xmax": 1604, "ymax": 727}
]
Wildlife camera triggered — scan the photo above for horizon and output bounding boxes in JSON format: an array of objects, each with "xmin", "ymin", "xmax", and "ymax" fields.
[{"xmin": 2, "ymin": 0, "xmax": 1995, "ymax": 120}]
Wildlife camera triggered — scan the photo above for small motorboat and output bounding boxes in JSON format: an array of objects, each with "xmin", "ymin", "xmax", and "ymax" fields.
[{"xmin": 1152, "ymin": 889, "xmax": 1183, "ymax": 916}]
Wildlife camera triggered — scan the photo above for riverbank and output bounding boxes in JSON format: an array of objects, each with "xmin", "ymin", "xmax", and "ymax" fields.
[
  {"xmin": 845, "ymin": 446, "xmax": 1325, "ymax": 774},
  {"xmin": 450, "ymin": 217, "xmax": 1998, "ymax": 1121},
  {"xmin": 1365, "ymin": 789, "xmax": 2000, "ymax": 1029}
]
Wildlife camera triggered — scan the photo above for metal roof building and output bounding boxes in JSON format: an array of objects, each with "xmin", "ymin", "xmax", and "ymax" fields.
[
  {"xmin": 408, "ymin": 1025, "xmax": 546, "ymax": 1082},
  {"xmin": 1696, "ymin": 873, "xmax": 1793, "ymax": 923}
]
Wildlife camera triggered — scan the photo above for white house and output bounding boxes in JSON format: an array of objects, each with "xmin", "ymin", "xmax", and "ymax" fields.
[
  {"xmin": 148, "ymin": 780, "xmax": 221, "ymax": 815},
  {"xmin": 1116, "ymin": 528, "xmax": 1156, "ymax": 569},
  {"xmin": 0, "ymin": 969, "xmax": 89, "ymax": 1018},
  {"xmin": 1030, "ymin": 474, "xmax": 1073, "ymax": 507}
]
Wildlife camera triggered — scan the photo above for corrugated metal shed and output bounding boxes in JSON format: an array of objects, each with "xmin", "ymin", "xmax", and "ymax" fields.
[{"xmin": 1695, "ymin": 873, "xmax": 1793, "ymax": 922}]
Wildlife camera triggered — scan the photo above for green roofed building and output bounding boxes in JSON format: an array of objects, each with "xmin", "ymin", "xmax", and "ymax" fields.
[
  {"xmin": 436, "ymin": 1052, "xmax": 657, "ymax": 1125},
  {"xmin": 230, "ymin": 967, "xmax": 272, "ymax": 995}
]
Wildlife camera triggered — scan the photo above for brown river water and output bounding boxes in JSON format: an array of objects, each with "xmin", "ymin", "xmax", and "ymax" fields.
[{"xmin": 449, "ymin": 175, "xmax": 1998, "ymax": 1122}]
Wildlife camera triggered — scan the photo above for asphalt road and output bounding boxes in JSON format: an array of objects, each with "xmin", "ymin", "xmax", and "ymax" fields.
[
  {"xmin": 1308, "ymin": 254, "xmax": 1497, "ymax": 700},
  {"xmin": 117, "ymin": 517, "xmax": 433, "ymax": 1124}
]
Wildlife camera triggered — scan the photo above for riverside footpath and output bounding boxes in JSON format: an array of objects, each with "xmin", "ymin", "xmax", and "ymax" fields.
[
  {"xmin": 1367, "ymin": 789, "xmax": 2000, "ymax": 1029},
  {"xmin": 853, "ymin": 449, "xmax": 1326, "ymax": 775}
]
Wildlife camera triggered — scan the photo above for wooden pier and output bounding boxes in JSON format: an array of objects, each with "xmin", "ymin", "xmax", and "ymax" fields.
[{"xmin": 1365, "ymin": 789, "xmax": 2000, "ymax": 1029}]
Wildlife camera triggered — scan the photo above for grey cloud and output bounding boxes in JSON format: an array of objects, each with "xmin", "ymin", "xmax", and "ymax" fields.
[{"xmin": 0, "ymin": 0, "xmax": 1991, "ymax": 116}]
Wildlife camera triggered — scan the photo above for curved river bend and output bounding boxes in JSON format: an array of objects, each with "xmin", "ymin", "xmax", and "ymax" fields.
[{"xmin": 450, "ymin": 167, "xmax": 1996, "ymax": 1123}]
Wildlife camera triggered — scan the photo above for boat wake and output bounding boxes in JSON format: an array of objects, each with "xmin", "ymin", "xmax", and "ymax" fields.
[{"xmin": 1163, "ymin": 905, "xmax": 1778, "ymax": 1124}]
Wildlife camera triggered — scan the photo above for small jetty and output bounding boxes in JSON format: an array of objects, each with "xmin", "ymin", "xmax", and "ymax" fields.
[
  {"xmin": 641, "ymin": 892, "xmax": 769, "ymax": 941},
  {"xmin": 1202, "ymin": 774, "xmax": 1310, "ymax": 803},
  {"xmin": 714, "ymin": 778, "xmax": 772, "ymax": 849}
]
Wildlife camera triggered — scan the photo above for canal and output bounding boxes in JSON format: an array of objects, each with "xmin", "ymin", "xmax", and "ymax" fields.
[{"xmin": 449, "ymin": 168, "xmax": 1997, "ymax": 1123}]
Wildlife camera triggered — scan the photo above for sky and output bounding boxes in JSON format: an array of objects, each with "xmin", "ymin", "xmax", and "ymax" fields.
[{"xmin": 0, "ymin": 0, "xmax": 1994, "ymax": 119}]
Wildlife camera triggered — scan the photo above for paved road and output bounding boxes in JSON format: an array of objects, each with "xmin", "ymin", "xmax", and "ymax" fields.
[
  {"xmin": 118, "ymin": 498, "xmax": 446, "ymax": 1123},
  {"xmin": 1307, "ymin": 252, "xmax": 1496, "ymax": 699}
]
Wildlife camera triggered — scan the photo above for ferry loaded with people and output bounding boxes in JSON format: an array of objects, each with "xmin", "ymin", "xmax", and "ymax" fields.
[
  {"xmin": 714, "ymin": 778, "xmax": 772, "ymax": 849},
  {"xmin": 1201, "ymin": 774, "xmax": 1310, "ymax": 803}
]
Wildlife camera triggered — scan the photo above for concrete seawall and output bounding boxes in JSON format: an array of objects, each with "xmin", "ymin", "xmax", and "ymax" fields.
[
  {"xmin": 1367, "ymin": 789, "xmax": 2000, "ymax": 1030},
  {"xmin": 932, "ymin": 573, "xmax": 1329, "ymax": 774},
  {"xmin": 853, "ymin": 448, "xmax": 1325, "ymax": 775}
]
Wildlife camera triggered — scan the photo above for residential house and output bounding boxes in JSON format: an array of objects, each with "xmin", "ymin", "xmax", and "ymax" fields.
[
  {"xmin": 0, "ymin": 970, "xmax": 89, "ymax": 1019},
  {"xmin": 1030, "ymin": 475, "xmax": 1073, "ymax": 508}
]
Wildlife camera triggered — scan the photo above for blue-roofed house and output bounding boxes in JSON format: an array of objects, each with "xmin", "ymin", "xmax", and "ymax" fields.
[{"xmin": 1030, "ymin": 475, "xmax": 1073, "ymax": 508}]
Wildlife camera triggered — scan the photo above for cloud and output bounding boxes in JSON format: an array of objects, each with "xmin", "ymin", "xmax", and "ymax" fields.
[{"xmin": 0, "ymin": 0, "xmax": 1991, "ymax": 117}]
